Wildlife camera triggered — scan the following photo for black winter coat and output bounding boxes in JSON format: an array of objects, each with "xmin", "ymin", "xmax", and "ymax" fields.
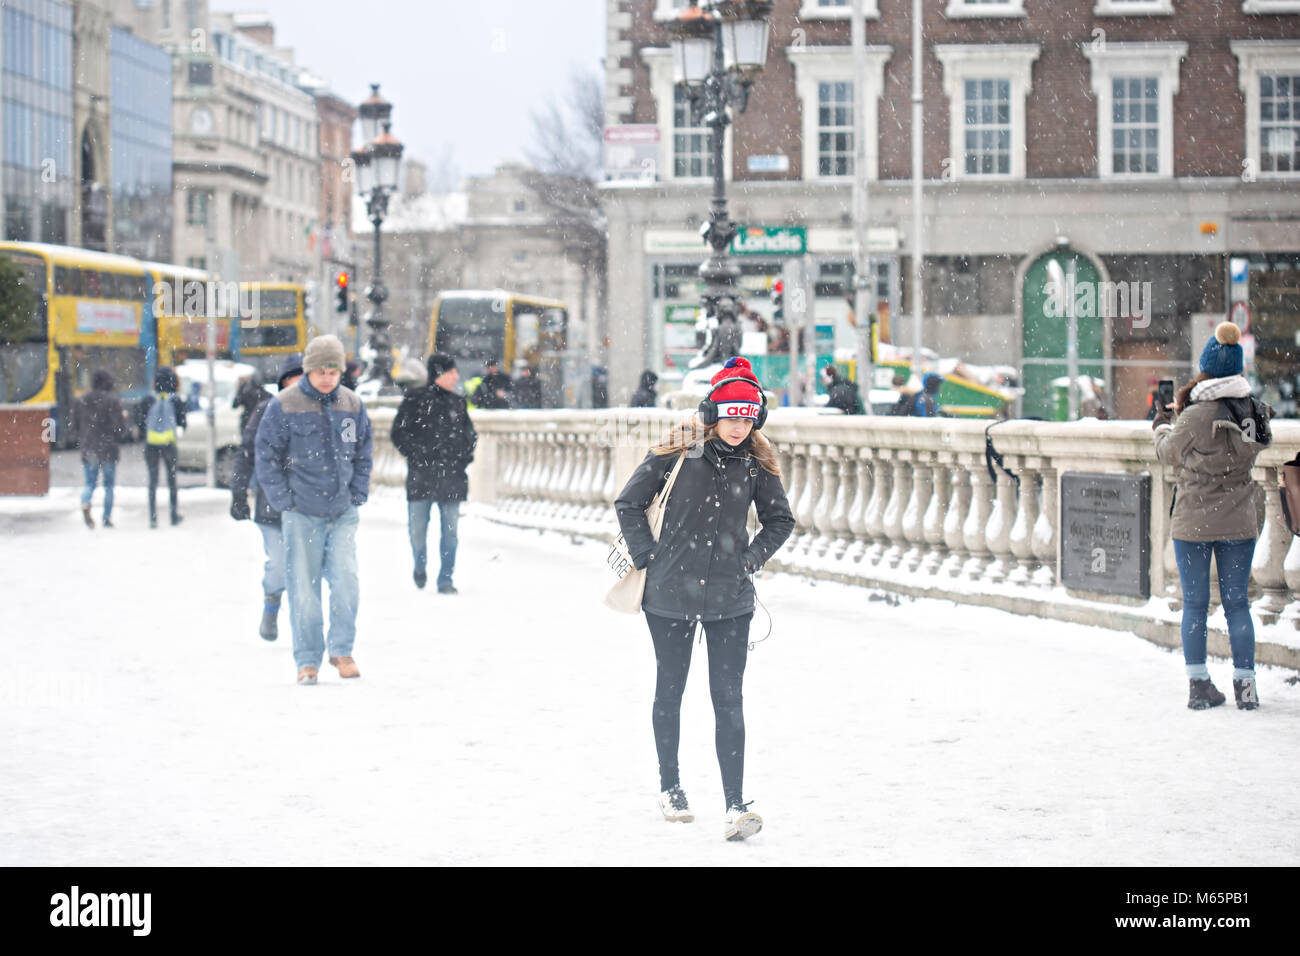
[
  {"xmin": 391, "ymin": 384, "xmax": 478, "ymax": 501},
  {"xmin": 73, "ymin": 388, "xmax": 126, "ymax": 463},
  {"xmin": 231, "ymin": 397, "xmax": 280, "ymax": 526},
  {"xmin": 473, "ymin": 371, "xmax": 514, "ymax": 410},
  {"xmin": 615, "ymin": 437, "xmax": 795, "ymax": 622}
]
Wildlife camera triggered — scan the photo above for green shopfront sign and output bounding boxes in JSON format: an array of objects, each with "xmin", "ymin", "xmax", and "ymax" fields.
[{"xmin": 731, "ymin": 225, "xmax": 806, "ymax": 256}]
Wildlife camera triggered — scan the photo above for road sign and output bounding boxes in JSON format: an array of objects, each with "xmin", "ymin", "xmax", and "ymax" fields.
[{"xmin": 1229, "ymin": 301, "xmax": 1251, "ymax": 333}]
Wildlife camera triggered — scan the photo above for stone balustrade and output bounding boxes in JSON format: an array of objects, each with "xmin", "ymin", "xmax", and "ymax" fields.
[{"xmin": 368, "ymin": 405, "xmax": 1300, "ymax": 669}]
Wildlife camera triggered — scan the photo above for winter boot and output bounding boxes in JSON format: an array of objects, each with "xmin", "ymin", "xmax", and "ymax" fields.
[
  {"xmin": 149, "ymin": 514, "xmax": 158, "ymax": 529},
  {"xmin": 413, "ymin": 570, "xmax": 427, "ymax": 590},
  {"xmin": 1234, "ymin": 678, "xmax": 1259, "ymax": 711},
  {"xmin": 101, "ymin": 516, "xmax": 113, "ymax": 528},
  {"xmin": 1188, "ymin": 678, "xmax": 1227, "ymax": 710},
  {"xmin": 724, "ymin": 801, "xmax": 763, "ymax": 842},
  {"xmin": 657, "ymin": 785, "xmax": 694, "ymax": 823},
  {"xmin": 170, "ymin": 512, "xmax": 183, "ymax": 526},
  {"xmin": 81, "ymin": 504, "xmax": 94, "ymax": 529},
  {"xmin": 329, "ymin": 656, "xmax": 360, "ymax": 679},
  {"xmin": 437, "ymin": 582, "xmax": 458, "ymax": 595},
  {"xmin": 296, "ymin": 666, "xmax": 318, "ymax": 685},
  {"xmin": 259, "ymin": 596, "xmax": 280, "ymax": 642}
]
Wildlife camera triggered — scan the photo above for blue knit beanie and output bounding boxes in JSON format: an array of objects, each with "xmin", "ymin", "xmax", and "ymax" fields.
[{"xmin": 1199, "ymin": 322, "xmax": 1243, "ymax": 378}]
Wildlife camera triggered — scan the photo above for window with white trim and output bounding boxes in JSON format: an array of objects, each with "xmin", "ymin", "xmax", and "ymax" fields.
[
  {"xmin": 935, "ymin": 45, "xmax": 1039, "ymax": 180},
  {"xmin": 1094, "ymin": 0, "xmax": 1174, "ymax": 14},
  {"xmin": 1260, "ymin": 73, "xmax": 1300, "ymax": 172},
  {"xmin": 1084, "ymin": 41, "xmax": 1185, "ymax": 178},
  {"xmin": 798, "ymin": 0, "xmax": 880, "ymax": 18},
  {"xmin": 673, "ymin": 86, "xmax": 714, "ymax": 179},
  {"xmin": 818, "ymin": 81, "xmax": 854, "ymax": 176},
  {"xmin": 945, "ymin": 0, "xmax": 1026, "ymax": 18},
  {"xmin": 1243, "ymin": 1, "xmax": 1300, "ymax": 14},
  {"xmin": 653, "ymin": 0, "xmax": 691, "ymax": 21}
]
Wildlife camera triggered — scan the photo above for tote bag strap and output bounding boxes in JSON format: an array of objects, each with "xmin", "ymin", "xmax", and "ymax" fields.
[{"xmin": 647, "ymin": 451, "xmax": 688, "ymax": 538}]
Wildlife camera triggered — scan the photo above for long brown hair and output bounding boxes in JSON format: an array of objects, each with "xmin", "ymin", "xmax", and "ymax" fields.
[
  {"xmin": 1174, "ymin": 372, "xmax": 1213, "ymax": 414},
  {"xmin": 650, "ymin": 415, "xmax": 783, "ymax": 478}
]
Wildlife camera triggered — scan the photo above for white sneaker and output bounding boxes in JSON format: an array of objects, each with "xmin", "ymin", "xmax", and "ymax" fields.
[
  {"xmin": 657, "ymin": 786, "xmax": 694, "ymax": 823},
  {"xmin": 724, "ymin": 803, "xmax": 763, "ymax": 842}
]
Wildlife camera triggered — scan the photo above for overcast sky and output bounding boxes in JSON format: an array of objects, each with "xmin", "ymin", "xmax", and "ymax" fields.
[{"xmin": 213, "ymin": 0, "xmax": 606, "ymax": 184}]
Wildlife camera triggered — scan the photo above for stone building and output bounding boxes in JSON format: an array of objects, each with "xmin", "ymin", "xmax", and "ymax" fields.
[{"xmin": 602, "ymin": 0, "xmax": 1300, "ymax": 416}]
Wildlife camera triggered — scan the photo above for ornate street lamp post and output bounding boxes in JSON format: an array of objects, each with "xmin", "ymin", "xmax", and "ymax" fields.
[
  {"xmin": 350, "ymin": 84, "xmax": 404, "ymax": 388},
  {"xmin": 671, "ymin": 1, "xmax": 772, "ymax": 366}
]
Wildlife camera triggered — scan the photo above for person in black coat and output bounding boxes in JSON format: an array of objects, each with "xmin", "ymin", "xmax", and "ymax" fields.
[
  {"xmin": 630, "ymin": 369, "xmax": 659, "ymax": 408},
  {"xmin": 512, "ymin": 363, "xmax": 544, "ymax": 409},
  {"xmin": 614, "ymin": 356, "xmax": 794, "ymax": 841},
  {"xmin": 472, "ymin": 358, "xmax": 513, "ymax": 410},
  {"xmin": 231, "ymin": 353, "xmax": 303, "ymax": 641},
  {"xmin": 821, "ymin": 364, "xmax": 864, "ymax": 415},
  {"xmin": 73, "ymin": 369, "xmax": 127, "ymax": 528},
  {"xmin": 392, "ymin": 351, "xmax": 478, "ymax": 593},
  {"xmin": 139, "ymin": 367, "xmax": 188, "ymax": 528},
  {"xmin": 233, "ymin": 374, "xmax": 266, "ymax": 437}
]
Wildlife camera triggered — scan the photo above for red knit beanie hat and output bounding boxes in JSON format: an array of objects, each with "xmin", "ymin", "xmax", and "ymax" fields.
[{"xmin": 709, "ymin": 357, "xmax": 763, "ymax": 420}]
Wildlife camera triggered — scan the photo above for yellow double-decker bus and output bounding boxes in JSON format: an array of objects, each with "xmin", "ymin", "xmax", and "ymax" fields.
[
  {"xmin": 231, "ymin": 282, "xmax": 307, "ymax": 383},
  {"xmin": 428, "ymin": 290, "xmax": 575, "ymax": 406}
]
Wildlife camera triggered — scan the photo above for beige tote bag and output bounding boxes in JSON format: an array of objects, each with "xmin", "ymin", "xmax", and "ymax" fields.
[{"xmin": 604, "ymin": 451, "xmax": 687, "ymax": 614}]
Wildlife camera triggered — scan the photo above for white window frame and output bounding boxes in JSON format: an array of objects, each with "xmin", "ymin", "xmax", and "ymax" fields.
[
  {"xmin": 653, "ymin": 0, "xmax": 692, "ymax": 22},
  {"xmin": 1232, "ymin": 40, "xmax": 1300, "ymax": 178},
  {"xmin": 1083, "ymin": 42, "xmax": 1186, "ymax": 179},
  {"xmin": 787, "ymin": 44, "xmax": 892, "ymax": 181},
  {"xmin": 1094, "ymin": 0, "xmax": 1174, "ymax": 14},
  {"xmin": 1243, "ymin": 1, "xmax": 1300, "ymax": 14},
  {"xmin": 935, "ymin": 44, "xmax": 1040, "ymax": 180},
  {"xmin": 641, "ymin": 46, "xmax": 733, "ymax": 183},
  {"xmin": 945, "ymin": 0, "xmax": 1027, "ymax": 19},
  {"xmin": 797, "ymin": 0, "xmax": 881, "ymax": 19}
]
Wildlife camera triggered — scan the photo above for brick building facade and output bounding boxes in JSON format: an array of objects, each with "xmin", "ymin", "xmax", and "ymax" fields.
[{"xmin": 602, "ymin": 0, "xmax": 1300, "ymax": 417}]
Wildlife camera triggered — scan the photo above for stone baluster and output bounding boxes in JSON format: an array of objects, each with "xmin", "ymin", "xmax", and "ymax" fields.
[
  {"xmin": 581, "ymin": 439, "xmax": 605, "ymax": 523},
  {"xmin": 508, "ymin": 434, "xmax": 532, "ymax": 513},
  {"xmin": 961, "ymin": 457, "xmax": 994, "ymax": 580},
  {"xmin": 862, "ymin": 448, "xmax": 892, "ymax": 567},
  {"xmin": 902, "ymin": 453, "xmax": 933, "ymax": 572},
  {"xmin": 881, "ymin": 452, "xmax": 911, "ymax": 569},
  {"xmin": 1031, "ymin": 465, "xmax": 1058, "ymax": 588},
  {"xmin": 563, "ymin": 437, "xmax": 588, "ymax": 521},
  {"xmin": 545, "ymin": 435, "xmax": 567, "ymax": 514},
  {"xmin": 1007, "ymin": 459, "xmax": 1042, "ymax": 586},
  {"xmin": 940, "ymin": 455, "xmax": 972, "ymax": 578},
  {"xmin": 829, "ymin": 453, "xmax": 856, "ymax": 561},
  {"xmin": 1251, "ymin": 467, "xmax": 1292, "ymax": 625},
  {"xmin": 983, "ymin": 460, "xmax": 1017, "ymax": 584},
  {"xmin": 1279, "ymin": 535, "xmax": 1300, "ymax": 628},
  {"xmin": 920, "ymin": 453, "xmax": 950, "ymax": 575},
  {"xmin": 811, "ymin": 445, "xmax": 839, "ymax": 559},
  {"xmin": 788, "ymin": 445, "xmax": 813, "ymax": 558},
  {"xmin": 844, "ymin": 449, "xmax": 873, "ymax": 565}
]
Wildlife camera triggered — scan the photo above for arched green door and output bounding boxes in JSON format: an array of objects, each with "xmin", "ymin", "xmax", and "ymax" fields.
[{"xmin": 1021, "ymin": 250, "xmax": 1106, "ymax": 419}]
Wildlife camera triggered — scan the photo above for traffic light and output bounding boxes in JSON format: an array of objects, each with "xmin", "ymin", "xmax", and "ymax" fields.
[
  {"xmin": 335, "ymin": 271, "xmax": 349, "ymax": 313},
  {"xmin": 772, "ymin": 279, "xmax": 784, "ymax": 322}
]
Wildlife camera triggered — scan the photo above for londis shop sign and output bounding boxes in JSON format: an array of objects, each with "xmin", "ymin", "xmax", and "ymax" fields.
[{"xmin": 731, "ymin": 226, "xmax": 806, "ymax": 256}]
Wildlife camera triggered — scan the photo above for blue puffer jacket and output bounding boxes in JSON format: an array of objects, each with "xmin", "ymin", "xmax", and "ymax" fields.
[{"xmin": 254, "ymin": 377, "xmax": 373, "ymax": 519}]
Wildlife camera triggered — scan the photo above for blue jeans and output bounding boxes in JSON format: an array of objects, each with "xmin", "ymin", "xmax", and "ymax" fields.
[
  {"xmin": 281, "ymin": 507, "xmax": 360, "ymax": 669},
  {"xmin": 1173, "ymin": 538, "xmax": 1256, "ymax": 680},
  {"xmin": 80, "ymin": 457, "xmax": 116, "ymax": 520},
  {"xmin": 408, "ymin": 499, "xmax": 460, "ymax": 587},
  {"xmin": 257, "ymin": 522, "xmax": 285, "ymax": 599}
]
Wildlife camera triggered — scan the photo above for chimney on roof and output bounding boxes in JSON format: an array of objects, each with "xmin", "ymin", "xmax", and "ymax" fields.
[{"xmin": 403, "ymin": 157, "xmax": 428, "ymax": 198}]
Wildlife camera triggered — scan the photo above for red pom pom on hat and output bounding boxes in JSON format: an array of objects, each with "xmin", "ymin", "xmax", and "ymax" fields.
[{"xmin": 709, "ymin": 356, "xmax": 763, "ymax": 419}]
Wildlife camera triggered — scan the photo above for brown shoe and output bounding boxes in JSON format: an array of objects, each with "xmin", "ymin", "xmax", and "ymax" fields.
[
  {"xmin": 296, "ymin": 666, "xmax": 318, "ymax": 685},
  {"xmin": 329, "ymin": 656, "xmax": 360, "ymax": 679},
  {"xmin": 82, "ymin": 504, "xmax": 95, "ymax": 529}
]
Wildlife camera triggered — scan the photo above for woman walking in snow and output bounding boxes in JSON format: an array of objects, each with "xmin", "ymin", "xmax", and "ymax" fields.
[
  {"xmin": 1153, "ymin": 322, "xmax": 1271, "ymax": 711},
  {"xmin": 614, "ymin": 358, "xmax": 794, "ymax": 841}
]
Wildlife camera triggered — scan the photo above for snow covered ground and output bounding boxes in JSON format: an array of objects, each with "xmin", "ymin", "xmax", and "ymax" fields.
[{"xmin": 3, "ymin": 486, "xmax": 1299, "ymax": 866}]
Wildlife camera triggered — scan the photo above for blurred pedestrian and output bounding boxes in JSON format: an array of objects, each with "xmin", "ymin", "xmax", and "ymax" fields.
[
  {"xmin": 821, "ymin": 364, "xmax": 864, "ymax": 415},
  {"xmin": 912, "ymin": 373, "xmax": 944, "ymax": 417},
  {"xmin": 256, "ymin": 335, "xmax": 373, "ymax": 685},
  {"xmin": 230, "ymin": 353, "xmax": 303, "ymax": 642},
  {"xmin": 73, "ymin": 369, "xmax": 127, "ymax": 529},
  {"xmin": 233, "ymin": 374, "xmax": 265, "ymax": 436},
  {"xmin": 472, "ymin": 357, "xmax": 513, "ymax": 409},
  {"xmin": 392, "ymin": 352, "xmax": 477, "ymax": 594},
  {"xmin": 512, "ymin": 362, "xmax": 543, "ymax": 409},
  {"xmin": 141, "ymin": 367, "xmax": 187, "ymax": 528},
  {"xmin": 630, "ymin": 369, "xmax": 659, "ymax": 408},
  {"xmin": 1154, "ymin": 321, "xmax": 1271, "ymax": 711},
  {"xmin": 615, "ymin": 356, "xmax": 794, "ymax": 841},
  {"xmin": 342, "ymin": 359, "xmax": 362, "ymax": 392}
]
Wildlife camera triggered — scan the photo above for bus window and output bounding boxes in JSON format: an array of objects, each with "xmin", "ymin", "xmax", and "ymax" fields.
[
  {"xmin": 435, "ymin": 297, "xmax": 506, "ymax": 368},
  {"xmin": 0, "ymin": 251, "xmax": 49, "ymax": 402},
  {"xmin": 55, "ymin": 265, "xmax": 80, "ymax": 295},
  {"xmin": 240, "ymin": 323, "xmax": 300, "ymax": 349},
  {"xmin": 83, "ymin": 270, "xmax": 102, "ymax": 297}
]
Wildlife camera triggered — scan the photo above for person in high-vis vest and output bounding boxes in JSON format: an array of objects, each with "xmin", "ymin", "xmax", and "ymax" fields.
[{"xmin": 141, "ymin": 367, "xmax": 187, "ymax": 528}]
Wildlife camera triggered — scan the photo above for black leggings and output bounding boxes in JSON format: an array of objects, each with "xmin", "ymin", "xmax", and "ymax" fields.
[
  {"xmin": 645, "ymin": 611, "xmax": 751, "ymax": 810},
  {"xmin": 144, "ymin": 444, "xmax": 179, "ymax": 519}
]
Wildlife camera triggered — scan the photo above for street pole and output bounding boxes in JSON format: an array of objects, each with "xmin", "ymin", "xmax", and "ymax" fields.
[
  {"xmin": 852, "ymin": 0, "xmax": 875, "ymax": 412},
  {"xmin": 1067, "ymin": 257, "xmax": 1079, "ymax": 420},
  {"xmin": 698, "ymin": 18, "xmax": 739, "ymax": 356},
  {"xmin": 911, "ymin": 0, "xmax": 924, "ymax": 377},
  {"xmin": 366, "ymin": 190, "xmax": 391, "ymax": 387}
]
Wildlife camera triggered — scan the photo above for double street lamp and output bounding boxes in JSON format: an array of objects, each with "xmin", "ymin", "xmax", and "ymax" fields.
[
  {"xmin": 350, "ymin": 83, "xmax": 404, "ymax": 388},
  {"xmin": 670, "ymin": 1, "xmax": 772, "ymax": 365}
]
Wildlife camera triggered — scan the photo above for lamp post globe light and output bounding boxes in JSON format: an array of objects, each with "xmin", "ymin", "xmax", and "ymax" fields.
[
  {"xmin": 350, "ymin": 83, "xmax": 404, "ymax": 389},
  {"xmin": 670, "ymin": 1, "xmax": 772, "ymax": 367}
]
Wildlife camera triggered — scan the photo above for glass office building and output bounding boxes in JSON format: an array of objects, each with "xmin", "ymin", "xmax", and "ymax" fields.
[
  {"xmin": 110, "ymin": 25, "xmax": 173, "ymax": 260},
  {"xmin": 1, "ymin": 0, "xmax": 74, "ymax": 244}
]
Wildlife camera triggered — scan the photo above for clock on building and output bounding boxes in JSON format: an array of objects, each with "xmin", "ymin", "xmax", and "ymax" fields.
[{"xmin": 190, "ymin": 107, "xmax": 214, "ymax": 137}]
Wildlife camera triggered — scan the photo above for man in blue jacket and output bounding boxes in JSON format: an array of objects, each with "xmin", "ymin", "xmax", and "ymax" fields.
[{"xmin": 255, "ymin": 335, "xmax": 373, "ymax": 685}]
